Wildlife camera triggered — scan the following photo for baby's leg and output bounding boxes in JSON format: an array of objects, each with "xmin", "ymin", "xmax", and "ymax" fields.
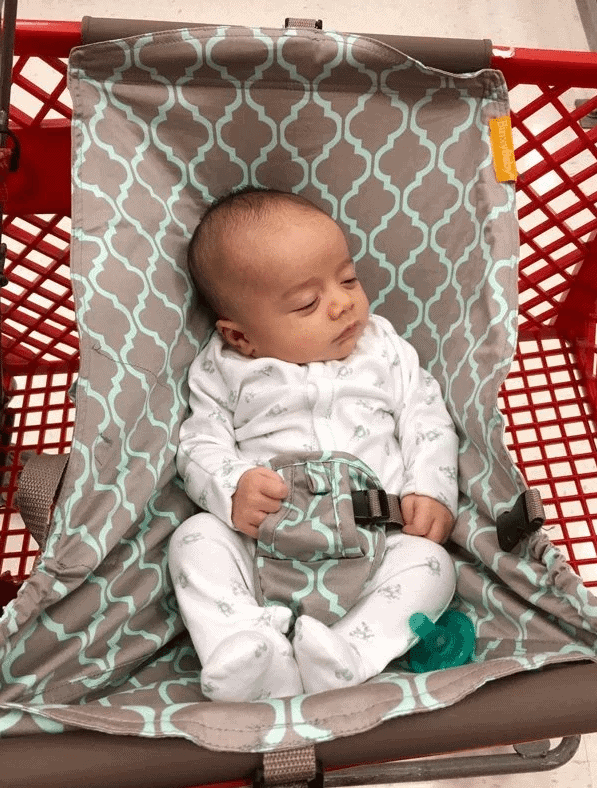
[
  {"xmin": 293, "ymin": 532, "xmax": 456, "ymax": 694},
  {"xmin": 168, "ymin": 512, "xmax": 302, "ymax": 701}
]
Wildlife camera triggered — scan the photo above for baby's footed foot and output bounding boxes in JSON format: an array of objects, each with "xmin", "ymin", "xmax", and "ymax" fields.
[
  {"xmin": 201, "ymin": 630, "xmax": 303, "ymax": 702},
  {"xmin": 292, "ymin": 615, "xmax": 378, "ymax": 694}
]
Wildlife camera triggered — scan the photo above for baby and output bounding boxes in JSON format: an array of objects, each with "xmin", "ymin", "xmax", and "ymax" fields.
[{"xmin": 169, "ymin": 187, "xmax": 459, "ymax": 702}]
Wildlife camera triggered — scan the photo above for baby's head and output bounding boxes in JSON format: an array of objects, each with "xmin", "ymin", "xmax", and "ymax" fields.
[{"xmin": 188, "ymin": 187, "xmax": 369, "ymax": 364}]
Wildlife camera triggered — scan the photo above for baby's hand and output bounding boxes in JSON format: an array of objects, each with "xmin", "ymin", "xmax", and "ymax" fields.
[
  {"xmin": 401, "ymin": 494, "xmax": 454, "ymax": 544},
  {"xmin": 231, "ymin": 467, "xmax": 289, "ymax": 539}
]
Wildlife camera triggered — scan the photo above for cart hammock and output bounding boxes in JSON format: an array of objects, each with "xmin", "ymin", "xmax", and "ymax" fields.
[{"xmin": 1, "ymin": 25, "xmax": 596, "ymax": 748}]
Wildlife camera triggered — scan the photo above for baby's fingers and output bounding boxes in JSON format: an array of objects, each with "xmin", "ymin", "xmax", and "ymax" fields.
[
  {"xmin": 256, "ymin": 493, "xmax": 285, "ymax": 514},
  {"xmin": 401, "ymin": 494, "xmax": 426, "ymax": 535},
  {"xmin": 256, "ymin": 467, "xmax": 289, "ymax": 500},
  {"xmin": 400, "ymin": 494, "xmax": 415, "ymax": 527},
  {"xmin": 425, "ymin": 518, "xmax": 448, "ymax": 544}
]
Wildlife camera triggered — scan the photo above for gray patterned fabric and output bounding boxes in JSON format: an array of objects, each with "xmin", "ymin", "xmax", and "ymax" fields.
[
  {"xmin": 0, "ymin": 25, "xmax": 596, "ymax": 749},
  {"xmin": 255, "ymin": 451, "xmax": 387, "ymax": 626}
]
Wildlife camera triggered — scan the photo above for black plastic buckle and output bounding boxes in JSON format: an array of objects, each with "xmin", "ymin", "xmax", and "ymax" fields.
[
  {"xmin": 253, "ymin": 759, "xmax": 324, "ymax": 788},
  {"xmin": 496, "ymin": 491, "xmax": 545, "ymax": 552},
  {"xmin": 352, "ymin": 488, "xmax": 390, "ymax": 524}
]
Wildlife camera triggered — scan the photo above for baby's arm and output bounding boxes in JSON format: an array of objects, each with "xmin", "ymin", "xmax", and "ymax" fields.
[
  {"xmin": 387, "ymin": 329, "xmax": 459, "ymax": 542},
  {"xmin": 177, "ymin": 347, "xmax": 257, "ymax": 528}
]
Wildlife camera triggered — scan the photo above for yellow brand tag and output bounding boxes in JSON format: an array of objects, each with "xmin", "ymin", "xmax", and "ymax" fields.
[{"xmin": 489, "ymin": 116, "xmax": 517, "ymax": 182}]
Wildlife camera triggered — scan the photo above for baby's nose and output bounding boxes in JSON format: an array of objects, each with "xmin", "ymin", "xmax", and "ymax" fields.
[{"xmin": 328, "ymin": 297, "xmax": 352, "ymax": 320}]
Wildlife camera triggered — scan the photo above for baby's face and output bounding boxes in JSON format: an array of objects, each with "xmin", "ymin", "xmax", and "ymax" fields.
[{"xmin": 217, "ymin": 211, "xmax": 370, "ymax": 363}]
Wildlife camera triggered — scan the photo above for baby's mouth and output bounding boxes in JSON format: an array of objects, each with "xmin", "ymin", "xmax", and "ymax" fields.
[{"xmin": 335, "ymin": 321, "xmax": 359, "ymax": 342}]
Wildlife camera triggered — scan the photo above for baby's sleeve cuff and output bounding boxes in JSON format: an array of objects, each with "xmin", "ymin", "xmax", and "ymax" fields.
[
  {"xmin": 400, "ymin": 480, "xmax": 459, "ymax": 520},
  {"xmin": 185, "ymin": 460, "xmax": 256, "ymax": 529}
]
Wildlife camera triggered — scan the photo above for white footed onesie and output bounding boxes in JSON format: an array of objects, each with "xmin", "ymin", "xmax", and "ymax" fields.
[{"xmin": 169, "ymin": 314, "xmax": 459, "ymax": 701}]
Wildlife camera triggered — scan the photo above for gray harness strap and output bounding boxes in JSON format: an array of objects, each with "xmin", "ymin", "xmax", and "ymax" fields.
[
  {"xmin": 352, "ymin": 488, "xmax": 404, "ymax": 528},
  {"xmin": 254, "ymin": 451, "xmax": 401, "ymax": 626}
]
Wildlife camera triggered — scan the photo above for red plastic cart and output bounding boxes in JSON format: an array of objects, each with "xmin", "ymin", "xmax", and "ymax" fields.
[{"xmin": 1, "ymin": 13, "xmax": 597, "ymax": 788}]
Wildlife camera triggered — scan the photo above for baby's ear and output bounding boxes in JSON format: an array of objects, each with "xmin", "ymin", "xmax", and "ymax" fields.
[{"xmin": 216, "ymin": 319, "xmax": 255, "ymax": 357}]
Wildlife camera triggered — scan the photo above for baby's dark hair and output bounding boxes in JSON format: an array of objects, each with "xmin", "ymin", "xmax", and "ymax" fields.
[{"xmin": 187, "ymin": 186, "xmax": 326, "ymax": 319}]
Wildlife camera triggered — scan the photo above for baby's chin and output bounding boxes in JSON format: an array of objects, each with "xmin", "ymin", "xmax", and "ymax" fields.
[
  {"xmin": 329, "ymin": 344, "xmax": 358, "ymax": 362},
  {"xmin": 299, "ymin": 338, "xmax": 360, "ymax": 364},
  {"xmin": 250, "ymin": 329, "xmax": 363, "ymax": 364}
]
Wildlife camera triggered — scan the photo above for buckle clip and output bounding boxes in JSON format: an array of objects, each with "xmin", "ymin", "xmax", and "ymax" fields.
[
  {"xmin": 352, "ymin": 488, "xmax": 390, "ymax": 524},
  {"xmin": 496, "ymin": 489, "xmax": 545, "ymax": 552}
]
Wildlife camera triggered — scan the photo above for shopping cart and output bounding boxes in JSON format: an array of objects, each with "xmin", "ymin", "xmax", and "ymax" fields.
[{"xmin": 1, "ymin": 11, "xmax": 596, "ymax": 788}]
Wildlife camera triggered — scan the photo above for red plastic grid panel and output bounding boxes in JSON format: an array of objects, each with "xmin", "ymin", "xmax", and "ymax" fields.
[
  {"xmin": 0, "ymin": 37, "xmax": 75, "ymax": 578},
  {"xmin": 1, "ymin": 370, "xmax": 76, "ymax": 578},
  {"xmin": 506, "ymin": 78, "xmax": 597, "ymax": 340},
  {"xmin": 9, "ymin": 49, "xmax": 70, "ymax": 127},
  {"xmin": 498, "ymin": 335, "xmax": 597, "ymax": 586},
  {"xmin": 2, "ymin": 214, "xmax": 76, "ymax": 371},
  {"xmin": 0, "ymin": 207, "xmax": 76, "ymax": 578}
]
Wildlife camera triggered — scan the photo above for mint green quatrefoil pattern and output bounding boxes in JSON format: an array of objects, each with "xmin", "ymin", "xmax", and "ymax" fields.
[{"xmin": 1, "ymin": 25, "xmax": 596, "ymax": 749}]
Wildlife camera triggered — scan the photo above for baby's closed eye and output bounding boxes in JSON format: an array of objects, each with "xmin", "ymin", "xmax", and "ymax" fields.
[{"xmin": 295, "ymin": 297, "xmax": 319, "ymax": 313}]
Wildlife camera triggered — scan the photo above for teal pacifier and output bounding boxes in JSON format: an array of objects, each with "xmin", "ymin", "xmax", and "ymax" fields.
[{"xmin": 407, "ymin": 610, "xmax": 475, "ymax": 672}]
